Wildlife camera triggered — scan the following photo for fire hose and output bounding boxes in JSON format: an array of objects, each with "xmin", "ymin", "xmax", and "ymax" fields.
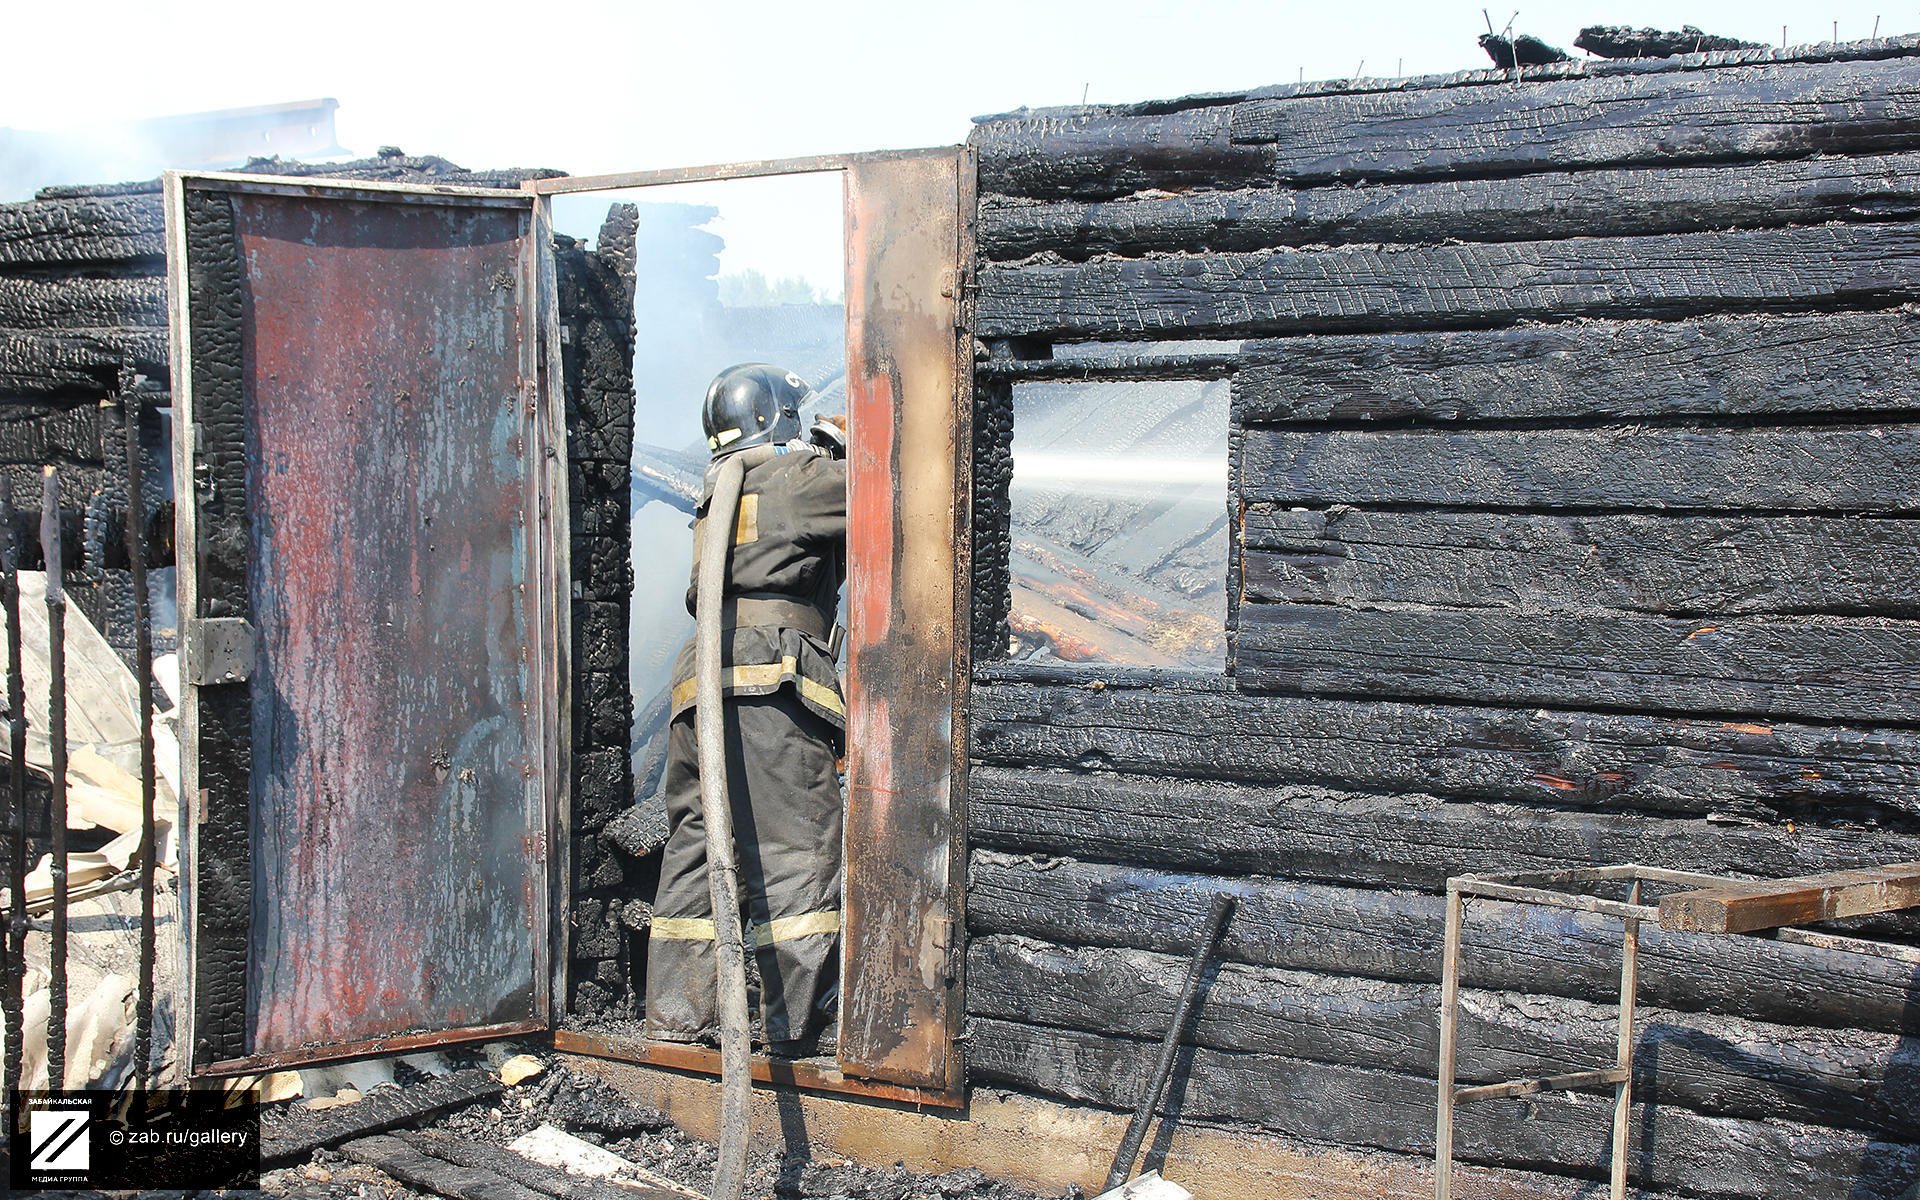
[{"xmin": 692, "ymin": 441, "xmax": 780, "ymax": 1200}]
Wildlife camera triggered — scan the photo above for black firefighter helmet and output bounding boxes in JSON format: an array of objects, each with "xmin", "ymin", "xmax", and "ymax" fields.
[{"xmin": 702, "ymin": 362, "xmax": 810, "ymax": 454}]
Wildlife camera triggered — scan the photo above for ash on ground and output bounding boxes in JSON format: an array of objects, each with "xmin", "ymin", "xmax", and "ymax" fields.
[{"xmin": 258, "ymin": 1053, "xmax": 1065, "ymax": 1200}]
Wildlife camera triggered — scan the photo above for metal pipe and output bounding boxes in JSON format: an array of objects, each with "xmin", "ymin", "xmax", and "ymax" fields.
[
  {"xmin": 1, "ymin": 477, "xmax": 26, "ymax": 1098},
  {"xmin": 693, "ymin": 445, "xmax": 777, "ymax": 1200},
  {"xmin": 1434, "ymin": 882, "xmax": 1465, "ymax": 1200},
  {"xmin": 41, "ymin": 466, "xmax": 67, "ymax": 1089},
  {"xmin": 1104, "ymin": 892, "xmax": 1235, "ymax": 1192},
  {"xmin": 1612, "ymin": 880, "xmax": 1643, "ymax": 1200},
  {"xmin": 117, "ymin": 389, "xmax": 158, "ymax": 1087}
]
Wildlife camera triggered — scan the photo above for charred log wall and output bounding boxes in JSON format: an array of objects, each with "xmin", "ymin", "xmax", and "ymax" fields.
[{"xmin": 966, "ymin": 38, "xmax": 1920, "ymax": 1200}]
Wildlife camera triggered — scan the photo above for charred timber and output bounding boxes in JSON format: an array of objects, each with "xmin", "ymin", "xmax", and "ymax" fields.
[
  {"xmin": 1227, "ymin": 58, "xmax": 1920, "ymax": 182},
  {"xmin": 968, "ymin": 767, "xmax": 1920, "ymax": 900},
  {"xmin": 1234, "ymin": 310, "xmax": 1920, "ymax": 425},
  {"xmin": 966, "ymin": 853, "xmax": 1920, "ymax": 1035},
  {"xmin": 972, "ymin": 106, "xmax": 1275, "ymax": 200},
  {"xmin": 0, "ymin": 329, "xmax": 170, "ymax": 399},
  {"xmin": 1239, "ymin": 424, "xmax": 1920, "ymax": 512},
  {"xmin": 974, "ymin": 222, "xmax": 1920, "ymax": 340},
  {"xmin": 0, "ymin": 275, "xmax": 166, "ymax": 331},
  {"xmin": 1241, "ymin": 508, "xmax": 1920, "ymax": 618},
  {"xmin": 0, "ymin": 193, "xmax": 164, "ymax": 267},
  {"xmin": 967, "ymin": 934, "xmax": 1920, "ymax": 1136},
  {"xmin": 970, "ymin": 681, "xmax": 1920, "ymax": 825},
  {"xmin": 1576, "ymin": 26, "xmax": 1765, "ymax": 59},
  {"xmin": 1238, "ymin": 603, "xmax": 1920, "ymax": 727},
  {"xmin": 1477, "ymin": 33, "xmax": 1572, "ymax": 67},
  {"xmin": 965, "ymin": 1016, "xmax": 1920, "ymax": 1200}
]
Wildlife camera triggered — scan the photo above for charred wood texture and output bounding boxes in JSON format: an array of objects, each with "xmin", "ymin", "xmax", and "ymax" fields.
[
  {"xmin": 971, "ymin": 683, "xmax": 1920, "ymax": 841},
  {"xmin": 967, "ymin": 853, "xmax": 1920, "ymax": 1035},
  {"xmin": 1243, "ymin": 507, "xmax": 1920, "ymax": 618},
  {"xmin": 1239, "ymin": 424, "xmax": 1920, "ymax": 512},
  {"xmin": 980, "ymin": 152, "xmax": 1920, "ymax": 260},
  {"xmin": 1237, "ymin": 604, "xmax": 1920, "ymax": 726},
  {"xmin": 1227, "ymin": 58, "xmax": 1920, "ymax": 182},
  {"xmin": 965, "ymin": 1016, "xmax": 1920, "ymax": 1200},
  {"xmin": 969, "ymin": 767, "xmax": 1920, "ymax": 900},
  {"xmin": 967, "ymin": 934, "xmax": 1920, "ymax": 1137},
  {"xmin": 1233, "ymin": 310, "xmax": 1920, "ymax": 425},
  {"xmin": 1477, "ymin": 33, "xmax": 1572, "ymax": 67},
  {"xmin": 0, "ymin": 193, "xmax": 164, "ymax": 267},
  {"xmin": 976, "ymin": 222, "xmax": 1920, "ymax": 339},
  {"xmin": 0, "ymin": 329, "xmax": 169, "ymax": 399},
  {"xmin": 973, "ymin": 106, "xmax": 1274, "ymax": 200},
  {"xmin": 1575, "ymin": 26, "xmax": 1766, "ymax": 60}
]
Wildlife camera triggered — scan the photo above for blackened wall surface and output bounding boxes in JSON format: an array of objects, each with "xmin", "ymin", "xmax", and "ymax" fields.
[{"xmin": 966, "ymin": 36, "xmax": 1920, "ymax": 1200}]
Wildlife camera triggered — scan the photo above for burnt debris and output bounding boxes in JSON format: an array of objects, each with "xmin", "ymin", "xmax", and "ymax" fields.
[
  {"xmin": 1477, "ymin": 31, "xmax": 1572, "ymax": 66},
  {"xmin": 1575, "ymin": 24, "xmax": 1766, "ymax": 59}
]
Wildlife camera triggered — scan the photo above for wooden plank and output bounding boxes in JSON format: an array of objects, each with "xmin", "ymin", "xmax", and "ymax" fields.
[
  {"xmin": 965, "ymin": 934, "xmax": 1920, "ymax": 1135},
  {"xmin": 1239, "ymin": 424, "xmax": 1920, "ymax": 513},
  {"xmin": 974, "ymin": 221, "xmax": 1920, "ymax": 340},
  {"xmin": 259, "ymin": 1067, "xmax": 505, "ymax": 1165},
  {"xmin": 1234, "ymin": 310, "xmax": 1920, "ymax": 425},
  {"xmin": 1240, "ymin": 508, "xmax": 1920, "ymax": 617},
  {"xmin": 1228, "ymin": 57, "xmax": 1920, "ymax": 181},
  {"xmin": 980, "ymin": 151, "xmax": 1920, "ymax": 259},
  {"xmin": 1238, "ymin": 602, "xmax": 1920, "ymax": 725},
  {"xmin": 970, "ymin": 682, "xmax": 1920, "ymax": 824},
  {"xmin": 1453, "ymin": 1067, "xmax": 1627, "ymax": 1104},
  {"xmin": 966, "ymin": 853, "xmax": 1920, "ymax": 1033},
  {"xmin": 0, "ymin": 329, "xmax": 170, "ymax": 399},
  {"xmin": 0, "ymin": 193, "xmax": 165, "ymax": 266},
  {"xmin": 342, "ymin": 1135, "xmax": 549, "ymax": 1200},
  {"xmin": 967, "ymin": 767, "xmax": 1920, "ymax": 904},
  {"xmin": 966, "ymin": 1017, "xmax": 1920, "ymax": 1200},
  {"xmin": 1660, "ymin": 863, "xmax": 1920, "ymax": 933},
  {"xmin": 0, "ymin": 274, "xmax": 166, "ymax": 330},
  {"xmin": 972, "ymin": 105, "xmax": 1275, "ymax": 200}
]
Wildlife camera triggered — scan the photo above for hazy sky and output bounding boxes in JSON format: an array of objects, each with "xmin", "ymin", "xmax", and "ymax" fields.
[{"xmin": 5, "ymin": 0, "xmax": 1908, "ymax": 285}]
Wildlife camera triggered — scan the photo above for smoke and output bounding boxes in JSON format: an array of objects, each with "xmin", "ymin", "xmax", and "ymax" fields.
[{"xmin": 0, "ymin": 99, "xmax": 344, "ymax": 201}]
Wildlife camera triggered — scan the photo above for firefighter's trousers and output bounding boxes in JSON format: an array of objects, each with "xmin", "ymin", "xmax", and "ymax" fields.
[{"xmin": 644, "ymin": 692, "xmax": 843, "ymax": 1044}]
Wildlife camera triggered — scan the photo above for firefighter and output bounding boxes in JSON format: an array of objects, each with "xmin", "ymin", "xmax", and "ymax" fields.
[{"xmin": 644, "ymin": 362, "xmax": 848, "ymax": 1055}]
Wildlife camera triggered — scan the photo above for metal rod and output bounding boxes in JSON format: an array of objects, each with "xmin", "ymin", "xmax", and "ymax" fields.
[
  {"xmin": 1772, "ymin": 926, "xmax": 1920, "ymax": 965},
  {"xmin": 1, "ymin": 477, "xmax": 26, "ymax": 1099},
  {"xmin": 1456, "ymin": 878, "xmax": 1658, "ymax": 921},
  {"xmin": 1612, "ymin": 880, "xmax": 1643, "ymax": 1200},
  {"xmin": 41, "ymin": 466, "xmax": 67, "ymax": 1089},
  {"xmin": 1104, "ymin": 892, "xmax": 1235, "ymax": 1192},
  {"xmin": 522, "ymin": 146, "xmax": 958, "ymax": 196},
  {"xmin": 117, "ymin": 388, "xmax": 158, "ymax": 1087},
  {"xmin": 1453, "ymin": 1066, "xmax": 1629, "ymax": 1105},
  {"xmin": 1434, "ymin": 883, "xmax": 1464, "ymax": 1200}
]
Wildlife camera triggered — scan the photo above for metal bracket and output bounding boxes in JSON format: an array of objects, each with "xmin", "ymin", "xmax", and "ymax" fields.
[{"xmin": 184, "ymin": 617, "xmax": 256, "ymax": 685}]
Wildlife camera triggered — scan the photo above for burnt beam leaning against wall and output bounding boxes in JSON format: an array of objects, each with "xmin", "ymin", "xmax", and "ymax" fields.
[{"xmin": 966, "ymin": 34, "xmax": 1920, "ymax": 1200}]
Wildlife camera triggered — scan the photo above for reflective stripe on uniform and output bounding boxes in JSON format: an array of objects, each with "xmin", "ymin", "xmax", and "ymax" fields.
[
  {"xmin": 669, "ymin": 657, "xmax": 846, "ymax": 718},
  {"xmin": 648, "ymin": 909, "xmax": 841, "ymax": 947}
]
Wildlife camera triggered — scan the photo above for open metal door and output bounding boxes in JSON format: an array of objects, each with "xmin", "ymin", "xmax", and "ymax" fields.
[{"xmin": 163, "ymin": 173, "xmax": 567, "ymax": 1074}]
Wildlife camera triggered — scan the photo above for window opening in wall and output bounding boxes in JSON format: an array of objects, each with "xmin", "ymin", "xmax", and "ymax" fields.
[{"xmin": 1006, "ymin": 377, "xmax": 1231, "ymax": 669}]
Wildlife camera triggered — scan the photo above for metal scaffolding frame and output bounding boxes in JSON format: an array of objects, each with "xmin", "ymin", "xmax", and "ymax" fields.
[{"xmin": 1433, "ymin": 863, "xmax": 1920, "ymax": 1200}]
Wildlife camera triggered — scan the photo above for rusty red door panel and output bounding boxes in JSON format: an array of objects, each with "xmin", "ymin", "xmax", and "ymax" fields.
[{"xmin": 170, "ymin": 179, "xmax": 561, "ymax": 1070}]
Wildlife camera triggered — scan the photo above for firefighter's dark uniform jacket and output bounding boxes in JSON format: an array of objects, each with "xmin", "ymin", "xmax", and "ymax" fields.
[{"xmin": 644, "ymin": 443, "xmax": 846, "ymax": 1046}]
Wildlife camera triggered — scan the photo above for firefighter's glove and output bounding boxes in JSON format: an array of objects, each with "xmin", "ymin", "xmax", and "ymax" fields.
[{"xmin": 807, "ymin": 415, "xmax": 848, "ymax": 459}]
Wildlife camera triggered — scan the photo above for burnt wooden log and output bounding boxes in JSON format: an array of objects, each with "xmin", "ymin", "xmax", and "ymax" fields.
[
  {"xmin": 1478, "ymin": 33, "xmax": 1572, "ymax": 67},
  {"xmin": 973, "ymin": 106, "xmax": 1275, "ymax": 200},
  {"xmin": 1228, "ymin": 58, "xmax": 1920, "ymax": 182},
  {"xmin": 975, "ymin": 222, "xmax": 1920, "ymax": 340},
  {"xmin": 967, "ymin": 934, "xmax": 1920, "ymax": 1136},
  {"xmin": 0, "ymin": 193, "xmax": 165, "ymax": 266},
  {"xmin": 259, "ymin": 1068, "xmax": 505, "ymax": 1165},
  {"xmin": 0, "ymin": 402, "xmax": 103, "ymax": 464},
  {"xmin": 342, "ymin": 1135, "xmax": 549, "ymax": 1200},
  {"xmin": 1237, "ymin": 603, "xmax": 1920, "ymax": 726},
  {"xmin": 1576, "ymin": 26, "xmax": 1766, "ymax": 59},
  {"xmin": 970, "ymin": 682, "xmax": 1920, "ymax": 824},
  {"xmin": 0, "ymin": 274, "xmax": 167, "ymax": 331},
  {"xmin": 0, "ymin": 329, "xmax": 169, "ymax": 398},
  {"xmin": 966, "ymin": 853, "xmax": 1920, "ymax": 1034},
  {"xmin": 1234, "ymin": 310, "xmax": 1920, "ymax": 424},
  {"xmin": 967, "ymin": 767, "xmax": 1920, "ymax": 899},
  {"xmin": 979, "ymin": 151, "xmax": 1920, "ymax": 260},
  {"xmin": 393, "ymin": 1130, "xmax": 688, "ymax": 1200},
  {"xmin": 966, "ymin": 1017, "xmax": 1920, "ymax": 1200},
  {"xmin": 1239, "ymin": 425, "xmax": 1920, "ymax": 512},
  {"xmin": 1241, "ymin": 508, "xmax": 1920, "ymax": 618}
]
